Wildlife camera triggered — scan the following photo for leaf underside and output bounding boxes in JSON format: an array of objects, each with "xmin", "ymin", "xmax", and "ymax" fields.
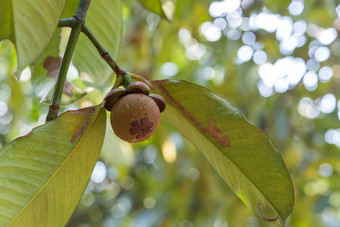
[
  {"xmin": 0, "ymin": 0, "xmax": 67, "ymax": 78},
  {"xmin": 152, "ymin": 79, "xmax": 294, "ymax": 225},
  {"xmin": 0, "ymin": 105, "xmax": 106, "ymax": 226}
]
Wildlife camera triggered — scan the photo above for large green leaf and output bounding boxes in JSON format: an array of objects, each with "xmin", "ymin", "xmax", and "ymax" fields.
[
  {"xmin": 152, "ymin": 80, "xmax": 294, "ymax": 225},
  {"xmin": 0, "ymin": 0, "xmax": 66, "ymax": 78},
  {"xmin": 72, "ymin": 0, "xmax": 122, "ymax": 88},
  {"xmin": 0, "ymin": 105, "xmax": 106, "ymax": 226}
]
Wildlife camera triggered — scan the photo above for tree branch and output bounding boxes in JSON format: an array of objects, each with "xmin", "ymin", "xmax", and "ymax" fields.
[
  {"xmin": 46, "ymin": 0, "xmax": 92, "ymax": 122},
  {"xmin": 58, "ymin": 18, "xmax": 76, "ymax": 27},
  {"xmin": 81, "ymin": 24, "xmax": 126, "ymax": 77},
  {"xmin": 74, "ymin": 0, "xmax": 91, "ymax": 21}
]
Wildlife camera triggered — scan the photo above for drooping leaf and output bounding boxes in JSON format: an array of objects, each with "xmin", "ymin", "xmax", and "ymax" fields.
[
  {"xmin": 152, "ymin": 80, "xmax": 294, "ymax": 225},
  {"xmin": 0, "ymin": 0, "xmax": 66, "ymax": 78},
  {"xmin": 0, "ymin": 105, "xmax": 106, "ymax": 226},
  {"xmin": 72, "ymin": 0, "xmax": 122, "ymax": 88}
]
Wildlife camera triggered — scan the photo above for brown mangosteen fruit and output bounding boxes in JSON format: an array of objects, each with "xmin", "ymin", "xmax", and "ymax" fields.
[{"xmin": 110, "ymin": 93, "xmax": 161, "ymax": 143}]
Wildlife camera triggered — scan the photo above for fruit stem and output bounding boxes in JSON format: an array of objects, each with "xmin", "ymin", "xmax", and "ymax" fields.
[
  {"xmin": 122, "ymin": 74, "xmax": 133, "ymax": 88},
  {"xmin": 127, "ymin": 72, "xmax": 152, "ymax": 87},
  {"xmin": 46, "ymin": 0, "xmax": 92, "ymax": 122},
  {"xmin": 81, "ymin": 25, "xmax": 126, "ymax": 78},
  {"xmin": 113, "ymin": 75, "xmax": 124, "ymax": 89}
]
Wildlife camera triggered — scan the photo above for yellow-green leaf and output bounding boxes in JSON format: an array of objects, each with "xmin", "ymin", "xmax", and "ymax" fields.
[
  {"xmin": 0, "ymin": 105, "xmax": 106, "ymax": 226},
  {"xmin": 152, "ymin": 80, "xmax": 294, "ymax": 225},
  {"xmin": 0, "ymin": 0, "xmax": 66, "ymax": 78}
]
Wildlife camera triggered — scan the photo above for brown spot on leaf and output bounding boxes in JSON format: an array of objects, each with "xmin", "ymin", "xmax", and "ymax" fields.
[
  {"xmin": 70, "ymin": 107, "xmax": 96, "ymax": 143},
  {"xmin": 206, "ymin": 118, "xmax": 230, "ymax": 147},
  {"xmin": 153, "ymin": 81, "xmax": 230, "ymax": 147},
  {"xmin": 43, "ymin": 56, "xmax": 73, "ymax": 96}
]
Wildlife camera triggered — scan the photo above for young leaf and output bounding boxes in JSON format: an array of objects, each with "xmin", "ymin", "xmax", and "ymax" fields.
[
  {"xmin": 152, "ymin": 80, "xmax": 294, "ymax": 225},
  {"xmin": 0, "ymin": 0, "xmax": 67, "ymax": 78},
  {"xmin": 0, "ymin": 105, "xmax": 106, "ymax": 226}
]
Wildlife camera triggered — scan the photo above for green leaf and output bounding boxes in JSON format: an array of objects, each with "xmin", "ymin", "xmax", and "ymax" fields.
[
  {"xmin": 152, "ymin": 80, "xmax": 294, "ymax": 225},
  {"xmin": 0, "ymin": 0, "xmax": 67, "ymax": 78},
  {"xmin": 138, "ymin": 0, "xmax": 175, "ymax": 21},
  {"xmin": 0, "ymin": 105, "xmax": 106, "ymax": 226},
  {"xmin": 72, "ymin": 0, "xmax": 122, "ymax": 88}
]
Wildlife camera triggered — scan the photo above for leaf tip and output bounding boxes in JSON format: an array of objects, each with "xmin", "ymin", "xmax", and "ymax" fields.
[{"xmin": 258, "ymin": 204, "xmax": 279, "ymax": 222}]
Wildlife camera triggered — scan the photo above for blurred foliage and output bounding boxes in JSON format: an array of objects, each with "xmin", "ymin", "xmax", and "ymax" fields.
[{"xmin": 1, "ymin": 0, "xmax": 340, "ymax": 226}]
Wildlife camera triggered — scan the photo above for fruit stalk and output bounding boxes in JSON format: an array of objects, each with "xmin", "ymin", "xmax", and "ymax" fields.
[
  {"xmin": 122, "ymin": 74, "xmax": 133, "ymax": 88},
  {"xmin": 81, "ymin": 25, "xmax": 126, "ymax": 82}
]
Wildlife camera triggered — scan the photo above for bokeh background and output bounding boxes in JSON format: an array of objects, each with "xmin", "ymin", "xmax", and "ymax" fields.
[{"xmin": 1, "ymin": 0, "xmax": 340, "ymax": 226}]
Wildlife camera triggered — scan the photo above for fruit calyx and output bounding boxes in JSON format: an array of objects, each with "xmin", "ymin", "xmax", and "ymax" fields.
[{"xmin": 103, "ymin": 81, "xmax": 166, "ymax": 113}]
